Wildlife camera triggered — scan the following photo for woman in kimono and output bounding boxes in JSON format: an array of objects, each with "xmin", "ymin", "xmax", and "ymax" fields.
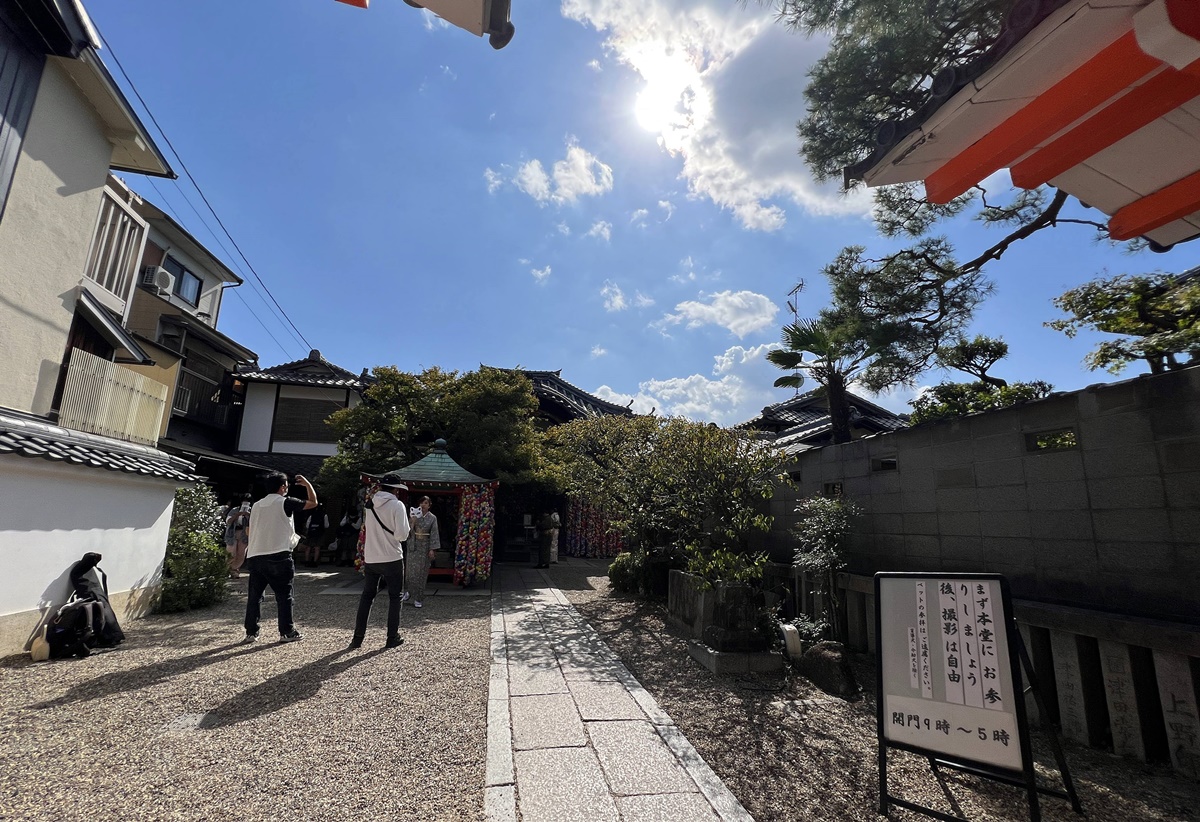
[{"xmin": 406, "ymin": 496, "xmax": 439, "ymax": 608}]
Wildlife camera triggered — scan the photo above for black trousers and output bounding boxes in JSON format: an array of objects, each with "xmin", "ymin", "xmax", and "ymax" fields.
[{"xmin": 354, "ymin": 559, "xmax": 405, "ymax": 639}]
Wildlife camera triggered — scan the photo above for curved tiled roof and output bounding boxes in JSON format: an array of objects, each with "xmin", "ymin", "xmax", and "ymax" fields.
[
  {"xmin": 0, "ymin": 409, "xmax": 200, "ymax": 483},
  {"xmin": 238, "ymin": 349, "xmax": 368, "ymax": 389},
  {"xmin": 511, "ymin": 368, "xmax": 634, "ymax": 419},
  {"xmin": 390, "ymin": 439, "xmax": 494, "ymax": 486}
]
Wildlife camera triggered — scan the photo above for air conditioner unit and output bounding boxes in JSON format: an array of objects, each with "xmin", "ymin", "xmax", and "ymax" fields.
[{"xmin": 140, "ymin": 265, "xmax": 174, "ymax": 294}]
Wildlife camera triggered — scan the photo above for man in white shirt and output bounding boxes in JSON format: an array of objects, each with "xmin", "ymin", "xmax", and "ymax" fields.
[
  {"xmin": 350, "ymin": 472, "xmax": 412, "ymax": 649},
  {"xmin": 244, "ymin": 471, "xmax": 317, "ymax": 643}
]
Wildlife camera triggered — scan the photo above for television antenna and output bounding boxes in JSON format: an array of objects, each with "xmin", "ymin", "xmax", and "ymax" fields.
[{"xmin": 785, "ymin": 280, "xmax": 805, "ymax": 396}]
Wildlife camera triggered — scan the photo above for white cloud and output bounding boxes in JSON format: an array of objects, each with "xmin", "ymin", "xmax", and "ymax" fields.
[
  {"xmin": 517, "ymin": 257, "xmax": 531, "ymax": 265},
  {"xmin": 658, "ymin": 199, "xmax": 675, "ymax": 220},
  {"xmin": 633, "ymin": 290, "xmax": 655, "ymax": 308},
  {"xmin": 441, "ymin": 65, "xmax": 457, "ymax": 80},
  {"xmin": 587, "ymin": 58, "xmax": 603, "ymax": 71},
  {"xmin": 532, "ymin": 265, "xmax": 552, "ymax": 283},
  {"xmin": 591, "ymin": 345, "xmax": 608, "ymax": 358},
  {"xmin": 515, "ymin": 160, "xmax": 553, "ymax": 203},
  {"xmin": 713, "ymin": 342, "xmax": 778, "ymax": 375},
  {"xmin": 556, "ymin": 222, "xmax": 572, "ymax": 235},
  {"xmin": 593, "ymin": 340, "xmax": 789, "ymax": 424},
  {"xmin": 670, "ymin": 255, "xmax": 697, "ymax": 284},
  {"xmin": 660, "ymin": 289, "xmax": 778, "ymax": 338},
  {"xmin": 630, "ymin": 208, "xmax": 649, "ymax": 227},
  {"xmin": 484, "ymin": 168, "xmax": 503, "ymax": 194},
  {"xmin": 601, "ymin": 280, "xmax": 628, "ymax": 311},
  {"xmin": 502, "ymin": 139, "xmax": 614, "ymax": 206},
  {"xmin": 421, "ymin": 9, "xmax": 450, "ymax": 30},
  {"xmin": 586, "ymin": 220, "xmax": 612, "ymax": 241},
  {"xmin": 561, "ymin": 0, "xmax": 873, "ymax": 230}
]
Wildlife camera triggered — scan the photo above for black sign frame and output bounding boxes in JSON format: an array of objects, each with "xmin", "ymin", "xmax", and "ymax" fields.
[{"xmin": 875, "ymin": 572, "xmax": 1083, "ymax": 822}]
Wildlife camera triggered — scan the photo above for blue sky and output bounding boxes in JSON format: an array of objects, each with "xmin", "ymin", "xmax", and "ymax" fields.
[{"xmin": 89, "ymin": 0, "xmax": 1200, "ymax": 424}]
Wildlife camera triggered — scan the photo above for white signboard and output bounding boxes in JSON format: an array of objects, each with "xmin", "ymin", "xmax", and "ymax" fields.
[{"xmin": 878, "ymin": 575, "xmax": 1023, "ymax": 771}]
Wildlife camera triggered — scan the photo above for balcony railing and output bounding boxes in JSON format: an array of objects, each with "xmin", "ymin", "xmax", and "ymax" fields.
[
  {"xmin": 83, "ymin": 185, "xmax": 148, "ymax": 302},
  {"xmin": 58, "ymin": 349, "xmax": 167, "ymax": 446},
  {"xmin": 173, "ymin": 368, "xmax": 231, "ymax": 428}
]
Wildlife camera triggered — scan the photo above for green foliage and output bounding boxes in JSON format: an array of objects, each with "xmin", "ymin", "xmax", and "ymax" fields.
[
  {"xmin": 908, "ymin": 380, "xmax": 1054, "ymax": 425},
  {"xmin": 547, "ymin": 415, "xmax": 787, "ymax": 551},
  {"xmin": 159, "ymin": 528, "xmax": 228, "ymax": 613},
  {"xmin": 785, "ymin": 614, "xmax": 830, "ymax": 649},
  {"xmin": 607, "ymin": 549, "xmax": 645, "ymax": 594},
  {"xmin": 685, "ymin": 546, "xmax": 768, "ymax": 591},
  {"xmin": 1047, "ymin": 273, "xmax": 1200, "ymax": 374},
  {"xmin": 936, "ymin": 335, "xmax": 1010, "ymax": 387},
  {"xmin": 319, "ymin": 365, "xmax": 545, "ymax": 500},
  {"xmin": 792, "ymin": 495, "xmax": 861, "ymax": 644},
  {"xmin": 170, "ymin": 485, "xmax": 224, "ymax": 542}
]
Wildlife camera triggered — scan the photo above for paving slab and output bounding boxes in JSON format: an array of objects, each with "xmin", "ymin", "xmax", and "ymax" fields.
[
  {"xmin": 515, "ymin": 747, "xmax": 620, "ymax": 822},
  {"xmin": 588, "ymin": 719, "xmax": 699, "ymax": 795},
  {"xmin": 484, "ymin": 785, "xmax": 516, "ymax": 822},
  {"xmin": 511, "ymin": 693, "xmax": 587, "ymax": 750},
  {"xmin": 616, "ymin": 792, "xmax": 722, "ymax": 822},
  {"xmin": 486, "ymin": 699, "xmax": 514, "ymax": 788},
  {"xmin": 507, "ymin": 659, "xmax": 568, "ymax": 696},
  {"xmin": 569, "ymin": 680, "xmax": 646, "ymax": 721},
  {"xmin": 656, "ymin": 723, "xmax": 754, "ymax": 821}
]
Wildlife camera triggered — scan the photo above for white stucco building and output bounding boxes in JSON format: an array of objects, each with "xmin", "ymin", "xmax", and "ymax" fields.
[{"xmin": 0, "ymin": 0, "xmax": 198, "ymax": 655}]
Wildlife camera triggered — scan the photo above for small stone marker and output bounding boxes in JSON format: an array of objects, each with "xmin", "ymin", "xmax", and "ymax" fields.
[{"xmin": 1098, "ymin": 640, "xmax": 1145, "ymax": 759}]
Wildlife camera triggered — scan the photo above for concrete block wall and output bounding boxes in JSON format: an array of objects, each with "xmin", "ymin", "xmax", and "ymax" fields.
[{"xmin": 771, "ymin": 366, "xmax": 1200, "ymax": 626}]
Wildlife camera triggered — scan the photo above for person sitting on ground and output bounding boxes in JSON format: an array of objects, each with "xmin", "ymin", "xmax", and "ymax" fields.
[
  {"xmin": 68, "ymin": 552, "xmax": 124, "ymax": 647},
  {"xmin": 350, "ymin": 472, "xmax": 411, "ymax": 650},
  {"xmin": 243, "ymin": 472, "xmax": 316, "ymax": 643}
]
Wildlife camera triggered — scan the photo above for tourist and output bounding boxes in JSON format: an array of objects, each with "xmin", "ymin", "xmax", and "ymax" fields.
[
  {"xmin": 549, "ymin": 508, "xmax": 561, "ymax": 564},
  {"xmin": 300, "ymin": 502, "xmax": 330, "ymax": 567},
  {"xmin": 535, "ymin": 510, "xmax": 554, "ymax": 569},
  {"xmin": 336, "ymin": 503, "xmax": 363, "ymax": 566},
  {"xmin": 406, "ymin": 496, "xmax": 439, "ymax": 608},
  {"xmin": 243, "ymin": 472, "xmax": 315, "ymax": 643},
  {"xmin": 223, "ymin": 494, "xmax": 250, "ymax": 578},
  {"xmin": 350, "ymin": 472, "xmax": 411, "ymax": 649}
]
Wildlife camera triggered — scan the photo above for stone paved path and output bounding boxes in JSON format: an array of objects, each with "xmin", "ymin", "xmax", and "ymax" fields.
[{"xmin": 484, "ymin": 563, "xmax": 754, "ymax": 822}]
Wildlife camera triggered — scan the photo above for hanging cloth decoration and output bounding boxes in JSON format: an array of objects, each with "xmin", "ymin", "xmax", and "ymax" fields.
[
  {"xmin": 565, "ymin": 497, "xmax": 624, "ymax": 558},
  {"xmin": 454, "ymin": 484, "xmax": 495, "ymax": 587}
]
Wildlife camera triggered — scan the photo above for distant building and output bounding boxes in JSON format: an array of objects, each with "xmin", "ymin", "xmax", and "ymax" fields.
[
  {"xmin": 736, "ymin": 390, "xmax": 907, "ymax": 456},
  {"xmin": 512, "ymin": 368, "xmax": 635, "ymax": 424},
  {"xmin": 234, "ymin": 350, "xmax": 369, "ymax": 481}
]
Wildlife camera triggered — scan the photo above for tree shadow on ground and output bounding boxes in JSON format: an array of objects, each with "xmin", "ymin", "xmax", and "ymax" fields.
[
  {"xmin": 26, "ymin": 641, "xmax": 276, "ymax": 709},
  {"xmin": 204, "ymin": 647, "xmax": 387, "ymax": 727}
]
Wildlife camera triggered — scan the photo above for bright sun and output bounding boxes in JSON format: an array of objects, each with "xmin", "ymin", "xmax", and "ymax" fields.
[{"xmin": 632, "ymin": 53, "xmax": 695, "ymax": 134}]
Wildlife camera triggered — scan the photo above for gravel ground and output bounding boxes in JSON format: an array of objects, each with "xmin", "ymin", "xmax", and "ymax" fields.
[
  {"xmin": 554, "ymin": 564, "xmax": 1200, "ymax": 822},
  {"xmin": 0, "ymin": 570, "xmax": 491, "ymax": 822}
]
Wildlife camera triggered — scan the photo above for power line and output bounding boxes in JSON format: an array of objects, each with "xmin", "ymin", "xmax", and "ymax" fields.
[{"xmin": 96, "ymin": 28, "xmax": 314, "ymax": 353}]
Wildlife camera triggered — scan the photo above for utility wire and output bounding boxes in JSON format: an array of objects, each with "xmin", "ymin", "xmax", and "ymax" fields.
[{"xmin": 96, "ymin": 28, "xmax": 314, "ymax": 353}]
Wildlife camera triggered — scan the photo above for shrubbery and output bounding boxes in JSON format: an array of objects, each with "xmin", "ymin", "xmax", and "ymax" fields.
[
  {"xmin": 159, "ymin": 486, "xmax": 229, "ymax": 613},
  {"xmin": 607, "ymin": 549, "xmax": 644, "ymax": 594}
]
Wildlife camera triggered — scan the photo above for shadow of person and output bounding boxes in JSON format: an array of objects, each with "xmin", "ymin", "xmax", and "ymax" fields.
[
  {"xmin": 27, "ymin": 642, "xmax": 274, "ymax": 709},
  {"xmin": 205, "ymin": 647, "xmax": 388, "ymax": 728}
]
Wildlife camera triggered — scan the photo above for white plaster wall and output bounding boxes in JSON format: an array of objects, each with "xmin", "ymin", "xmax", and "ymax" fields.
[
  {"xmin": 272, "ymin": 441, "xmax": 338, "ymax": 456},
  {"xmin": 0, "ymin": 456, "xmax": 178, "ymax": 620},
  {"xmin": 238, "ymin": 382, "xmax": 277, "ymax": 452},
  {"xmin": 0, "ymin": 62, "xmax": 114, "ymax": 415},
  {"xmin": 145, "ymin": 225, "xmax": 223, "ymax": 323},
  {"xmin": 278, "ymin": 384, "xmax": 345, "ymax": 402}
]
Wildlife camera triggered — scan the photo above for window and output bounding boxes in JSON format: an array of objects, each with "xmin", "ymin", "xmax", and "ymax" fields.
[
  {"xmin": 822, "ymin": 482, "xmax": 843, "ymax": 498},
  {"xmin": 273, "ymin": 398, "xmax": 344, "ymax": 443},
  {"xmin": 1024, "ymin": 428, "xmax": 1078, "ymax": 452},
  {"xmin": 164, "ymin": 256, "xmax": 202, "ymax": 306},
  {"xmin": 871, "ymin": 457, "xmax": 898, "ymax": 472}
]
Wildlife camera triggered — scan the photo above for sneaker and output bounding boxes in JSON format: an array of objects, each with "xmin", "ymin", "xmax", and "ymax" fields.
[
  {"xmin": 385, "ymin": 635, "xmax": 404, "ymax": 648},
  {"xmin": 243, "ymin": 631, "xmax": 259, "ymax": 643},
  {"xmin": 348, "ymin": 635, "xmax": 363, "ymax": 650},
  {"xmin": 401, "ymin": 591, "xmax": 410, "ymax": 603},
  {"xmin": 280, "ymin": 630, "xmax": 304, "ymax": 643},
  {"xmin": 413, "ymin": 601, "xmax": 423, "ymax": 609}
]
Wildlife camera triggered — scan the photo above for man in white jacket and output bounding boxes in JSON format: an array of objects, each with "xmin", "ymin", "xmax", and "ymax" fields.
[
  {"xmin": 350, "ymin": 472, "xmax": 412, "ymax": 649},
  {"xmin": 244, "ymin": 471, "xmax": 317, "ymax": 643}
]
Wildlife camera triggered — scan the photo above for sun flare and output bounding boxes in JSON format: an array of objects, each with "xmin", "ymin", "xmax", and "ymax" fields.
[{"xmin": 631, "ymin": 52, "xmax": 696, "ymax": 134}]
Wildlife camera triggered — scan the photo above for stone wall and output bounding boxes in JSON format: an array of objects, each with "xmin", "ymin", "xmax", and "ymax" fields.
[{"xmin": 765, "ymin": 365, "xmax": 1200, "ymax": 626}]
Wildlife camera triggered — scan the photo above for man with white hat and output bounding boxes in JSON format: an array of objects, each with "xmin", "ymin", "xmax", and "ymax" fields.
[{"xmin": 350, "ymin": 472, "xmax": 412, "ymax": 649}]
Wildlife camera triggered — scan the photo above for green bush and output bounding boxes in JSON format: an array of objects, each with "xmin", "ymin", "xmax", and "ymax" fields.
[
  {"xmin": 159, "ymin": 528, "xmax": 229, "ymax": 613},
  {"xmin": 685, "ymin": 546, "xmax": 768, "ymax": 591},
  {"xmin": 170, "ymin": 485, "xmax": 225, "ymax": 541},
  {"xmin": 608, "ymin": 549, "xmax": 645, "ymax": 594}
]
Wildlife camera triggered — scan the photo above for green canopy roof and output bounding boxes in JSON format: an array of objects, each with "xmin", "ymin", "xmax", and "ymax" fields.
[{"xmin": 394, "ymin": 439, "xmax": 494, "ymax": 487}]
